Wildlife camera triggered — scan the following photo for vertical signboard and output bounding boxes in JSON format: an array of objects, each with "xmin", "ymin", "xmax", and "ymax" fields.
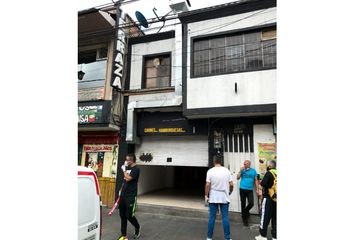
[{"xmin": 111, "ymin": 8, "xmax": 126, "ymax": 89}]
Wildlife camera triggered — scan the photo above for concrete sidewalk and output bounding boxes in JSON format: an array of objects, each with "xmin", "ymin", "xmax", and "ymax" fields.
[{"xmin": 101, "ymin": 207, "xmax": 274, "ymax": 240}]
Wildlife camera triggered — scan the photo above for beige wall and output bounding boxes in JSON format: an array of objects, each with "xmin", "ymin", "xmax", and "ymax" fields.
[{"xmin": 104, "ymin": 39, "xmax": 114, "ymax": 100}]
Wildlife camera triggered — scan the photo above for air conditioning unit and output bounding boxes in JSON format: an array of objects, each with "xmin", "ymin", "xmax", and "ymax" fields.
[{"xmin": 169, "ymin": 0, "xmax": 191, "ymax": 13}]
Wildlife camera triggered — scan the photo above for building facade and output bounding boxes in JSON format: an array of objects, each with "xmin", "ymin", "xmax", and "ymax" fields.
[
  {"xmin": 117, "ymin": 29, "xmax": 209, "ymax": 198},
  {"xmin": 115, "ymin": 0, "xmax": 277, "ymax": 213},
  {"xmin": 179, "ymin": 0, "xmax": 277, "ymax": 212}
]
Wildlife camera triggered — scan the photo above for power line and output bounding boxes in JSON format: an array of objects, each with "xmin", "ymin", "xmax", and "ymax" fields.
[
  {"xmin": 83, "ymin": 0, "xmax": 140, "ymax": 11},
  {"xmin": 79, "ymin": 7, "xmax": 275, "ymax": 39}
]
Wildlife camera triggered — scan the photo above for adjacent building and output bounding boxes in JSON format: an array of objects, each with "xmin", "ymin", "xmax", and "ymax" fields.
[
  {"xmin": 78, "ymin": 6, "xmax": 142, "ymax": 207},
  {"xmin": 179, "ymin": 0, "xmax": 277, "ymax": 212}
]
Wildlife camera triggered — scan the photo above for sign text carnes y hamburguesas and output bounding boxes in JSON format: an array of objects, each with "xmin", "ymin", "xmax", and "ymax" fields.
[{"xmin": 144, "ymin": 128, "xmax": 187, "ymax": 133}]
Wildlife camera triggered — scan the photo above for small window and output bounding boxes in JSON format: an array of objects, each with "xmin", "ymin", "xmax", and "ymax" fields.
[{"xmin": 143, "ymin": 54, "xmax": 171, "ymax": 89}]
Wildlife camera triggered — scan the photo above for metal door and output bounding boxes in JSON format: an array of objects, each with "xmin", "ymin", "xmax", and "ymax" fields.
[{"xmin": 223, "ymin": 133, "xmax": 258, "ymax": 213}]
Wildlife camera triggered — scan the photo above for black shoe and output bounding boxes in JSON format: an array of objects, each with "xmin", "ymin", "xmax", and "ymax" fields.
[
  {"xmin": 133, "ymin": 226, "xmax": 141, "ymax": 239},
  {"xmin": 242, "ymin": 218, "xmax": 249, "ymax": 227}
]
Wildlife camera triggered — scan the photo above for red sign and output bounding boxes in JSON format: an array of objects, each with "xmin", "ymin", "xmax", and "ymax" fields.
[{"xmin": 83, "ymin": 145, "xmax": 113, "ymax": 152}]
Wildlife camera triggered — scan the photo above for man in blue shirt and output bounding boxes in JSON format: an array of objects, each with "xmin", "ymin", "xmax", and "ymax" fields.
[{"xmin": 237, "ymin": 160, "xmax": 260, "ymax": 226}]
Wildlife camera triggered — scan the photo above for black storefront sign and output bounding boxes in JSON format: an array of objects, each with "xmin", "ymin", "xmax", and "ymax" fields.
[
  {"xmin": 137, "ymin": 112, "xmax": 207, "ymax": 136},
  {"xmin": 78, "ymin": 101, "xmax": 111, "ymax": 126}
]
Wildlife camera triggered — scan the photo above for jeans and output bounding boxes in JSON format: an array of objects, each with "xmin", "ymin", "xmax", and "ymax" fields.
[{"xmin": 207, "ymin": 203, "xmax": 231, "ymax": 240}]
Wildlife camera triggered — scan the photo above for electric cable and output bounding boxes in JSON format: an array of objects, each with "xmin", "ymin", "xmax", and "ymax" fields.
[{"xmin": 79, "ymin": 7, "xmax": 275, "ymax": 40}]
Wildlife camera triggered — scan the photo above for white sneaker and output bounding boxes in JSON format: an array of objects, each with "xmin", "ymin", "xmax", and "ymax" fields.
[
  {"xmin": 272, "ymin": 238, "xmax": 277, "ymax": 240},
  {"xmin": 255, "ymin": 235, "xmax": 267, "ymax": 240},
  {"xmin": 206, "ymin": 238, "xmax": 212, "ymax": 240}
]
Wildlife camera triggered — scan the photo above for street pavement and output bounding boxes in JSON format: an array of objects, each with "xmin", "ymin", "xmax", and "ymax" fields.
[{"xmin": 101, "ymin": 207, "xmax": 274, "ymax": 240}]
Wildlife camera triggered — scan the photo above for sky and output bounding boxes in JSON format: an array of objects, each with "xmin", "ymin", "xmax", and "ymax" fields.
[
  {"xmin": 78, "ymin": 0, "xmax": 238, "ymax": 33},
  {"xmin": 78, "ymin": 0, "xmax": 238, "ymax": 13}
]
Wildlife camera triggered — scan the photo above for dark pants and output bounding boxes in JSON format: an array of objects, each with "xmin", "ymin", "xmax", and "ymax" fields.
[
  {"xmin": 118, "ymin": 195, "xmax": 140, "ymax": 236},
  {"xmin": 239, "ymin": 188, "xmax": 254, "ymax": 220},
  {"xmin": 259, "ymin": 197, "xmax": 276, "ymax": 239}
]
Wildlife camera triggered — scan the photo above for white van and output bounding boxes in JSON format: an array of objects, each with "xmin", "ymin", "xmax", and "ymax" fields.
[{"xmin": 78, "ymin": 166, "xmax": 102, "ymax": 240}]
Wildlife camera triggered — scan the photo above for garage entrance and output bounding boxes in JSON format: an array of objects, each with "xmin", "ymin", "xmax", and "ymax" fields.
[{"xmin": 138, "ymin": 165, "xmax": 208, "ymax": 209}]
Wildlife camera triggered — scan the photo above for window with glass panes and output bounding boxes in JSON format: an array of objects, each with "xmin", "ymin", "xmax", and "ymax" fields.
[
  {"xmin": 143, "ymin": 54, "xmax": 171, "ymax": 88},
  {"xmin": 193, "ymin": 29, "xmax": 276, "ymax": 77}
]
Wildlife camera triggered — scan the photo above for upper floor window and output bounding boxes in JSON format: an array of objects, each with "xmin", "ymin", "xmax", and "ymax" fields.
[
  {"xmin": 193, "ymin": 28, "xmax": 276, "ymax": 77},
  {"xmin": 78, "ymin": 47, "xmax": 108, "ymax": 88},
  {"xmin": 143, "ymin": 54, "xmax": 171, "ymax": 89}
]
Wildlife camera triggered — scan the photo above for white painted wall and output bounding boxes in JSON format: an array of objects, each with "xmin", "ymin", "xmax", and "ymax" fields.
[
  {"xmin": 187, "ymin": 70, "xmax": 276, "ymax": 109},
  {"xmin": 135, "ymin": 135, "xmax": 208, "ymax": 167},
  {"xmin": 130, "ymin": 38, "xmax": 175, "ymax": 90},
  {"xmin": 186, "ymin": 7, "xmax": 276, "ymax": 110},
  {"xmin": 137, "ymin": 165, "xmax": 175, "ymax": 195}
]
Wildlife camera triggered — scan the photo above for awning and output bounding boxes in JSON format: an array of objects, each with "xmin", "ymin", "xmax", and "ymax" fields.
[{"xmin": 78, "ymin": 10, "xmax": 116, "ymax": 46}]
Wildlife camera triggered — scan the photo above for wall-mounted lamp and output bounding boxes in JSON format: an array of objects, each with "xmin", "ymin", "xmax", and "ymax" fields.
[{"xmin": 78, "ymin": 70, "xmax": 85, "ymax": 80}]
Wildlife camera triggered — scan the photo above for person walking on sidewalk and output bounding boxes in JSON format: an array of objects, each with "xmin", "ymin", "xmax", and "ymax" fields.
[
  {"xmin": 205, "ymin": 155, "xmax": 234, "ymax": 240},
  {"xmin": 118, "ymin": 153, "xmax": 141, "ymax": 240},
  {"xmin": 237, "ymin": 160, "xmax": 261, "ymax": 226},
  {"xmin": 255, "ymin": 160, "xmax": 277, "ymax": 240}
]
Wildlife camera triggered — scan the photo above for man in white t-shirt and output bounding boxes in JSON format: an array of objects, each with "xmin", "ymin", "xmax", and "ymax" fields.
[{"xmin": 205, "ymin": 155, "xmax": 234, "ymax": 240}]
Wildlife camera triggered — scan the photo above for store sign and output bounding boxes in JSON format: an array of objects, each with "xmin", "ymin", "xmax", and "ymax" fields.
[
  {"xmin": 111, "ymin": 16, "xmax": 126, "ymax": 89},
  {"xmin": 138, "ymin": 112, "xmax": 200, "ymax": 136},
  {"xmin": 84, "ymin": 145, "xmax": 113, "ymax": 152},
  {"xmin": 78, "ymin": 105, "xmax": 103, "ymax": 124},
  {"xmin": 144, "ymin": 128, "xmax": 187, "ymax": 133}
]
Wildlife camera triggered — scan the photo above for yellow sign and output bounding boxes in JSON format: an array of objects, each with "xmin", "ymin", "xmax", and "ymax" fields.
[
  {"xmin": 144, "ymin": 128, "xmax": 186, "ymax": 133},
  {"xmin": 144, "ymin": 128, "xmax": 158, "ymax": 133}
]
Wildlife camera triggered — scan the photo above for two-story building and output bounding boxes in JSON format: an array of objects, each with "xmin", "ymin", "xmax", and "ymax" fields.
[
  {"xmin": 179, "ymin": 0, "xmax": 277, "ymax": 212},
  {"xmin": 117, "ymin": 28, "xmax": 210, "ymax": 208},
  {"xmin": 117, "ymin": 0, "xmax": 277, "ymax": 213}
]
